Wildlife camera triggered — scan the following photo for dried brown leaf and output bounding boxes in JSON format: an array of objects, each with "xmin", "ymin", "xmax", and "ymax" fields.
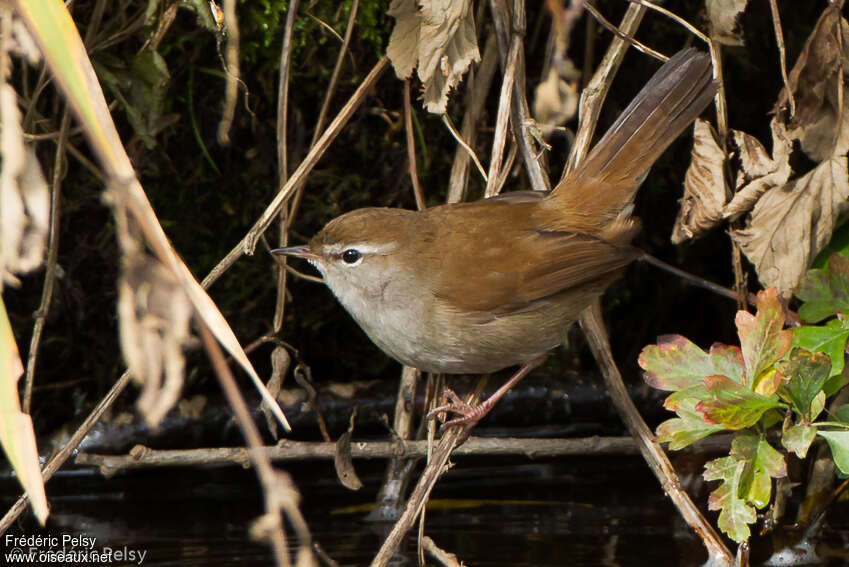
[
  {"xmin": 707, "ymin": 0, "xmax": 749, "ymax": 46},
  {"xmin": 118, "ymin": 256, "xmax": 193, "ymax": 428},
  {"xmin": 774, "ymin": 4, "xmax": 849, "ymax": 161},
  {"xmin": 0, "ymin": 83, "xmax": 49, "ymax": 290},
  {"xmin": 731, "ymin": 156, "xmax": 849, "ymax": 294},
  {"xmin": 334, "ymin": 409, "xmax": 363, "ymax": 491},
  {"xmin": 672, "ymin": 119, "xmax": 728, "ymax": 243},
  {"xmin": 725, "ymin": 118, "xmax": 793, "ymax": 217},
  {"xmin": 261, "ymin": 346, "xmax": 290, "ymax": 440},
  {"xmin": 533, "ymin": 64, "xmax": 579, "ymax": 134},
  {"xmin": 386, "ymin": 0, "xmax": 480, "ymax": 114}
]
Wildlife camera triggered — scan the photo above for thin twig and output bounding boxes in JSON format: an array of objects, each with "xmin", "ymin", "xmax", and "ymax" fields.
[
  {"xmin": 74, "ymin": 435, "xmax": 735, "ymax": 473},
  {"xmin": 579, "ymin": 302, "xmax": 734, "ymax": 566},
  {"xmin": 564, "ymin": 1, "xmax": 646, "ymax": 176},
  {"xmin": 23, "ymin": 108, "xmax": 70, "ymax": 413},
  {"xmin": 442, "ymin": 113, "xmax": 488, "ymax": 184},
  {"xmin": 768, "ymin": 0, "xmax": 795, "ymax": 118},
  {"xmin": 447, "ymin": 31, "xmax": 498, "ymax": 203},
  {"xmin": 0, "ymin": 372, "xmax": 133, "ymax": 534},
  {"xmin": 404, "ymin": 80, "xmax": 426, "ymax": 210},
  {"xmin": 422, "ymin": 536, "xmax": 463, "ymax": 567},
  {"xmin": 584, "ymin": 1, "xmax": 665, "ymax": 62},
  {"xmin": 289, "ymin": 0, "xmax": 359, "ymax": 222},
  {"xmin": 202, "ymin": 57, "xmax": 389, "ymax": 289},
  {"xmin": 640, "ymin": 253, "xmax": 755, "ymax": 304},
  {"xmin": 626, "ymin": 0, "xmax": 710, "ymax": 44}
]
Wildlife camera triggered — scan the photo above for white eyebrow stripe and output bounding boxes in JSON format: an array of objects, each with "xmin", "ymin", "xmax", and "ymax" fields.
[{"xmin": 324, "ymin": 242, "xmax": 397, "ymax": 256}]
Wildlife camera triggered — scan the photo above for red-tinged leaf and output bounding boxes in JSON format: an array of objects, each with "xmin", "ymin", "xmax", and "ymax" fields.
[
  {"xmin": 656, "ymin": 396, "xmax": 726, "ymax": 450},
  {"xmin": 698, "ymin": 375, "xmax": 783, "ymax": 429},
  {"xmin": 704, "ymin": 374, "xmax": 744, "ymax": 393},
  {"xmin": 639, "ymin": 335, "xmax": 714, "ymax": 391},
  {"xmin": 782, "ymin": 423, "xmax": 816, "ymax": 458},
  {"xmin": 735, "ymin": 288, "xmax": 793, "ymax": 385},
  {"xmin": 709, "ymin": 343, "xmax": 745, "ymax": 384},
  {"xmin": 663, "ymin": 385, "xmax": 713, "ymax": 411}
]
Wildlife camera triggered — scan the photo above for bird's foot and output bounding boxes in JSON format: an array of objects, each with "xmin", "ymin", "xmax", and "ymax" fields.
[{"xmin": 427, "ymin": 389, "xmax": 493, "ymax": 429}]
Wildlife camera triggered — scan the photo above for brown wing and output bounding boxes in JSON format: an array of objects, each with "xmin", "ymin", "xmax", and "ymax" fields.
[{"xmin": 424, "ymin": 200, "xmax": 639, "ymax": 320}]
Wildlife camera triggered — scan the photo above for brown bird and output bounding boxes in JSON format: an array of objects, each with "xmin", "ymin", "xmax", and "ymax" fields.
[{"xmin": 274, "ymin": 49, "xmax": 716, "ymax": 427}]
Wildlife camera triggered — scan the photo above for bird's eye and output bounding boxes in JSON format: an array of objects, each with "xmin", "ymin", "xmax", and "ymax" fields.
[{"xmin": 341, "ymin": 249, "xmax": 361, "ymax": 264}]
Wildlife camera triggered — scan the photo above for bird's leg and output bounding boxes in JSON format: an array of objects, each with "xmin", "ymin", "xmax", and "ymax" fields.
[{"xmin": 427, "ymin": 357, "xmax": 545, "ymax": 428}]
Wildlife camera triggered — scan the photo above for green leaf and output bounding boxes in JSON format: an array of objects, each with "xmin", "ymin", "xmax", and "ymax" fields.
[
  {"xmin": 639, "ymin": 335, "xmax": 717, "ymax": 391},
  {"xmin": 792, "ymin": 318, "xmax": 849, "ymax": 377},
  {"xmin": 818, "ymin": 430, "xmax": 849, "ymax": 474},
  {"xmin": 735, "ymin": 288, "xmax": 793, "ymax": 385},
  {"xmin": 811, "ymin": 222, "xmax": 849, "ymax": 269},
  {"xmin": 782, "ymin": 424, "xmax": 816, "ymax": 459},
  {"xmin": 776, "ymin": 348, "xmax": 832, "ymax": 420},
  {"xmin": 704, "ymin": 458, "xmax": 756, "ymax": 543},
  {"xmin": 731, "ymin": 432, "xmax": 787, "ymax": 508},
  {"xmin": 797, "ymin": 254, "xmax": 849, "ymax": 322},
  {"xmin": 657, "ymin": 396, "xmax": 726, "ymax": 450},
  {"xmin": 836, "ymin": 404, "xmax": 849, "ymax": 423},
  {"xmin": 697, "ymin": 375, "xmax": 783, "ymax": 429}
]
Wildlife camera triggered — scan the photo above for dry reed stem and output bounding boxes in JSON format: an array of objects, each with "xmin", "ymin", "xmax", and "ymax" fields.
[
  {"xmin": 217, "ymin": 0, "xmax": 239, "ymax": 144},
  {"xmin": 272, "ymin": 0, "xmax": 300, "ymax": 334},
  {"xmin": 768, "ymin": 0, "xmax": 794, "ymax": 117},
  {"xmin": 0, "ymin": 371, "xmax": 133, "ymax": 534},
  {"xmin": 201, "ymin": 56, "xmax": 389, "ymax": 289},
  {"xmin": 75, "ymin": 434, "xmax": 735, "ymax": 473},
  {"xmin": 22, "ymin": 109, "xmax": 70, "ymax": 414},
  {"xmin": 564, "ymin": 1, "xmax": 645, "ymax": 176},
  {"xmin": 198, "ymin": 323, "xmax": 305, "ymax": 567},
  {"xmin": 289, "ymin": 0, "xmax": 360, "ymax": 222},
  {"xmin": 489, "ymin": 0, "xmax": 551, "ymax": 193},
  {"xmin": 367, "ymin": 365, "xmax": 421, "ymax": 521},
  {"xmin": 447, "ymin": 32, "xmax": 498, "ymax": 203},
  {"xmin": 370, "ymin": 425, "xmax": 471, "ymax": 567},
  {"xmin": 564, "ymin": 4, "xmax": 733, "ymax": 561},
  {"xmin": 404, "ymin": 80, "xmax": 425, "ymax": 210},
  {"xmin": 275, "ymin": 0, "xmax": 299, "ymax": 184},
  {"xmin": 492, "ymin": 142, "xmax": 518, "ymax": 195},
  {"xmin": 579, "ymin": 304, "xmax": 733, "ymax": 565},
  {"xmin": 485, "ymin": 37, "xmax": 519, "ymax": 198}
]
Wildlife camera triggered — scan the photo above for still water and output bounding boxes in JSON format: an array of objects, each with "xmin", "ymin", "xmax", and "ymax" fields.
[{"xmin": 3, "ymin": 454, "xmax": 849, "ymax": 565}]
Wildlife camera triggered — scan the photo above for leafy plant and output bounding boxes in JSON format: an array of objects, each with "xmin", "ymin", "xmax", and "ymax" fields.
[{"xmin": 640, "ymin": 255, "xmax": 849, "ymax": 543}]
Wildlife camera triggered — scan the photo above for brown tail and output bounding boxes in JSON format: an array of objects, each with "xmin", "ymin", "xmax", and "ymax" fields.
[{"xmin": 550, "ymin": 49, "xmax": 716, "ymax": 224}]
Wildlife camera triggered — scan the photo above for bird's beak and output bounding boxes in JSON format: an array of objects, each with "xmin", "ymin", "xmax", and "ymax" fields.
[{"xmin": 270, "ymin": 245, "xmax": 319, "ymax": 261}]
